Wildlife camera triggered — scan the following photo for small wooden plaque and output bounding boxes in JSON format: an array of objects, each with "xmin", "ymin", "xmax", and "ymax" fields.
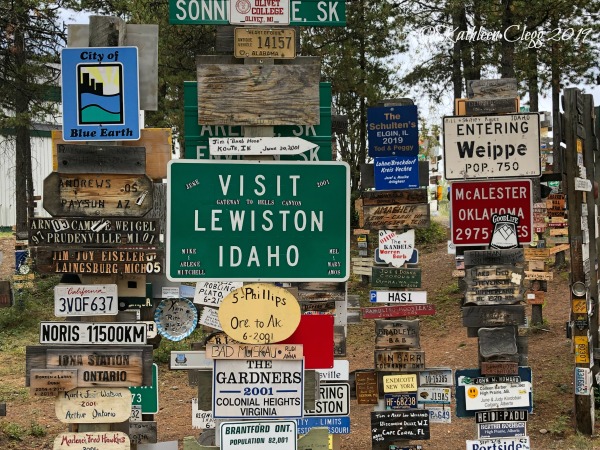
[
  {"xmin": 30, "ymin": 369, "xmax": 78, "ymax": 396},
  {"xmin": 355, "ymin": 370, "xmax": 379, "ymax": 404},
  {"xmin": 53, "ymin": 432, "xmax": 130, "ymax": 449},
  {"xmin": 55, "ymin": 388, "xmax": 132, "ymax": 423},
  {"xmin": 374, "ymin": 350, "xmax": 425, "ymax": 371},
  {"xmin": 480, "ymin": 361, "xmax": 519, "ymax": 376},
  {"xmin": 205, "ymin": 344, "xmax": 303, "ymax": 360}
]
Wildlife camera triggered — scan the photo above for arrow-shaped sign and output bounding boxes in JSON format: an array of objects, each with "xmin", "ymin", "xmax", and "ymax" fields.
[{"xmin": 209, "ymin": 137, "xmax": 317, "ymax": 156}]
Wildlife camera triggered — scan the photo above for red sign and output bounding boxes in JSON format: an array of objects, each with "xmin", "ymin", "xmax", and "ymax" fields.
[
  {"xmin": 280, "ymin": 315, "xmax": 333, "ymax": 369},
  {"xmin": 361, "ymin": 304, "xmax": 436, "ymax": 319},
  {"xmin": 451, "ymin": 180, "xmax": 532, "ymax": 246}
]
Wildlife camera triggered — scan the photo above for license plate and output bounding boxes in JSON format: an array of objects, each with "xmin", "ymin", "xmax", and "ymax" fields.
[{"xmin": 234, "ymin": 28, "xmax": 296, "ymax": 59}]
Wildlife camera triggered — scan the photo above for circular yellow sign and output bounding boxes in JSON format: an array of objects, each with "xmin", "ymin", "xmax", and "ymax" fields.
[
  {"xmin": 467, "ymin": 386, "xmax": 479, "ymax": 399},
  {"xmin": 218, "ymin": 283, "xmax": 301, "ymax": 344}
]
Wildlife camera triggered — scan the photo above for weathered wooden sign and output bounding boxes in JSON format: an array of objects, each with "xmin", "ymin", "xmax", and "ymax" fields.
[
  {"xmin": 371, "ymin": 410, "xmax": 430, "ymax": 443},
  {"xmin": 53, "ymin": 432, "xmax": 130, "ymax": 450},
  {"xmin": 370, "ymin": 290, "xmax": 427, "ymax": 304},
  {"xmin": 372, "ymin": 267, "xmax": 421, "ymax": 288},
  {"xmin": 480, "ymin": 362, "xmax": 519, "ymax": 376},
  {"xmin": 114, "ymin": 420, "xmax": 158, "ymax": 444},
  {"xmin": 361, "ymin": 203, "xmax": 430, "ymax": 230},
  {"xmin": 33, "ymin": 248, "xmax": 163, "ymax": 275},
  {"xmin": 26, "ymin": 345, "xmax": 153, "ymax": 388},
  {"xmin": 375, "ymin": 319, "xmax": 420, "ymax": 349},
  {"xmin": 359, "ymin": 188, "xmax": 428, "ymax": 206},
  {"xmin": 205, "ymin": 344, "xmax": 303, "ymax": 360},
  {"xmin": 55, "ymin": 387, "xmax": 132, "ymax": 423},
  {"xmin": 361, "ymin": 304, "xmax": 436, "ymax": 319},
  {"xmin": 466, "ymin": 78, "xmax": 518, "ymax": 99},
  {"xmin": 523, "ymin": 248, "xmax": 550, "ymax": 261},
  {"xmin": 30, "ymin": 218, "xmax": 160, "ymax": 246},
  {"xmin": 465, "ymin": 98, "xmax": 519, "ymax": 115},
  {"xmin": 478, "ymin": 327, "xmax": 518, "ymax": 359},
  {"xmin": 40, "ymin": 322, "xmax": 146, "ymax": 345},
  {"xmin": 524, "ymin": 271, "xmax": 553, "ymax": 281},
  {"xmin": 464, "ymin": 289, "xmax": 523, "ymax": 306},
  {"xmin": 0, "ymin": 280, "xmax": 11, "ymax": 308},
  {"xmin": 30, "ymin": 369, "xmax": 78, "ymax": 396},
  {"xmin": 56, "ymin": 144, "xmax": 146, "ymax": 174},
  {"xmin": 464, "ymin": 248, "xmax": 524, "ymax": 267},
  {"xmin": 197, "ymin": 56, "xmax": 320, "ymax": 126},
  {"xmin": 375, "ymin": 350, "xmax": 425, "ymax": 371},
  {"xmin": 462, "ymin": 305, "xmax": 525, "ymax": 328},
  {"xmin": 218, "ymin": 283, "xmax": 301, "ymax": 344},
  {"xmin": 43, "ymin": 172, "xmax": 154, "ymax": 217},
  {"xmin": 355, "ymin": 370, "xmax": 379, "ymax": 404},
  {"xmin": 465, "ymin": 265, "xmax": 524, "ymax": 282}
]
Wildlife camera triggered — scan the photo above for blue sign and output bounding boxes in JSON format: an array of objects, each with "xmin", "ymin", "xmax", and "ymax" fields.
[
  {"xmin": 374, "ymin": 156, "xmax": 419, "ymax": 190},
  {"xmin": 384, "ymin": 393, "xmax": 418, "ymax": 409},
  {"xmin": 296, "ymin": 416, "xmax": 350, "ymax": 434},
  {"xmin": 368, "ymin": 105, "xmax": 419, "ymax": 157},
  {"xmin": 61, "ymin": 47, "xmax": 140, "ymax": 141},
  {"xmin": 455, "ymin": 367, "xmax": 533, "ymax": 417},
  {"xmin": 478, "ymin": 421, "xmax": 527, "ymax": 439}
]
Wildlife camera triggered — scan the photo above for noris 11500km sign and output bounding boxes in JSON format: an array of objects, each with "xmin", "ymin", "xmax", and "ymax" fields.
[{"xmin": 443, "ymin": 113, "xmax": 540, "ymax": 180}]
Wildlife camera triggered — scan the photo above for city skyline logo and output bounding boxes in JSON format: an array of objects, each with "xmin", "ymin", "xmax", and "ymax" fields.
[{"xmin": 76, "ymin": 63, "xmax": 124, "ymax": 125}]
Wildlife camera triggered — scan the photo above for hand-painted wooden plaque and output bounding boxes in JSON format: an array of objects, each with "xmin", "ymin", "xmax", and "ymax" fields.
[
  {"xmin": 53, "ymin": 431, "xmax": 130, "ymax": 450},
  {"xmin": 361, "ymin": 304, "xmax": 436, "ymax": 319},
  {"xmin": 372, "ymin": 267, "xmax": 421, "ymax": 289},
  {"xmin": 30, "ymin": 369, "xmax": 78, "ymax": 396},
  {"xmin": 375, "ymin": 319, "xmax": 420, "ymax": 349},
  {"xmin": 56, "ymin": 145, "xmax": 146, "ymax": 174},
  {"xmin": 205, "ymin": 344, "xmax": 303, "ymax": 360},
  {"xmin": 355, "ymin": 370, "xmax": 379, "ymax": 404},
  {"xmin": 55, "ymin": 388, "xmax": 132, "ymax": 423},
  {"xmin": 360, "ymin": 189, "xmax": 428, "ymax": 206},
  {"xmin": 43, "ymin": 172, "xmax": 154, "ymax": 217},
  {"xmin": 361, "ymin": 204, "xmax": 430, "ymax": 230}
]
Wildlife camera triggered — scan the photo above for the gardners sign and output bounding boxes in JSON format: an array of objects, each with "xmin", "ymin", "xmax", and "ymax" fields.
[
  {"xmin": 167, "ymin": 160, "xmax": 350, "ymax": 281},
  {"xmin": 443, "ymin": 113, "xmax": 540, "ymax": 180}
]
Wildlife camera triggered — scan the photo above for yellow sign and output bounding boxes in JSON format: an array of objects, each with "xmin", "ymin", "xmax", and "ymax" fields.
[
  {"xmin": 577, "ymin": 138, "xmax": 583, "ymax": 153},
  {"xmin": 572, "ymin": 299, "xmax": 587, "ymax": 314},
  {"xmin": 234, "ymin": 28, "xmax": 296, "ymax": 59},
  {"xmin": 218, "ymin": 283, "xmax": 301, "ymax": 344},
  {"xmin": 574, "ymin": 335, "xmax": 590, "ymax": 364},
  {"xmin": 382, "ymin": 374, "xmax": 418, "ymax": 393}
]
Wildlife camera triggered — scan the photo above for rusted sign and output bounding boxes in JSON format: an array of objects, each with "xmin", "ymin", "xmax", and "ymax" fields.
[
  {"xmin": 33, "ymin": 248, "xmax": 163, "ymax": 275},
  {"xmin": 361, "ymin": 203, "xmax": 430, "ymax": 230},
  {"xmin": 462, "ymin": 305, "xmax": 525, "ymax": 328},
  {"xmin": 374, "ymin": 350, "xmax": 425, "ymax": 371},
  {"xmin": 465, "ymin": 266, "xmax": 524, "ymax": 282},
  {"xmin": 29, "ymin": 218, "xmax": 160, "ymax": 246},
  {"xmin": 375, "ymin": 319, "xmax": 420, "ymax": 349},
  {"xmin": 43, "ymin": 172, "xmax": 154, "ymax": 217},
  {"xmin": 360, "ymin": 189, "xmax": 428, "ymax": 206},
  {"xmin": 480, "ymin": 362, "xmax": 519, "ymax": 376},
  {"xmin": 526, "ymin": 291, "xmax": 545, "ymax": 305},
  {"xmin": 372, "ymin": 267, "xmax": 422, "ymax": 289}
]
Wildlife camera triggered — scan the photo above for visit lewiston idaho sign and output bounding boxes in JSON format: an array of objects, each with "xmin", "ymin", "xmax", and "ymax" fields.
[
  {"xmin": 167, "ymin": 160, "xmax": 349, "ymax": 281},
  {"xmin": 443, "ymin": 113, "xmax": 540, "ymax": 180}
]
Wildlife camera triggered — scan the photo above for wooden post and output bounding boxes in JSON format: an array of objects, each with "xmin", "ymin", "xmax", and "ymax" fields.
[{"xmin": 564, "ymin": 88, "xmax": 594, "ymax": 435}]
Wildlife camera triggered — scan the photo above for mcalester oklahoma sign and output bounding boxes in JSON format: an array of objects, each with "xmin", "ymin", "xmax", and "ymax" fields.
[{"xmin": 443, "ymin": 113, "xmax": 540, "ymax": 180}]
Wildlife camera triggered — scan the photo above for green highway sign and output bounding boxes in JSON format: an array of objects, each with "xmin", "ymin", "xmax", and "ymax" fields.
[
  {"xmin": 130, "ymin": 363, "xmax": 158, "ymax": 414},
  {"xmin": 167, "ymin": 160, "xmax": 350, "ymax": 281},
  {"xmin": 183, "ymin": 81, "xmax": 332, "ymax": 160},
  {"xmin": 170, "ymin": 0, "xmax": 346, "ymax": 26}
]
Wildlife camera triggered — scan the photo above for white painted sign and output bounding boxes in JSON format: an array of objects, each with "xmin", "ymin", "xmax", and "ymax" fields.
[
  {"xmin": 316, "ymin": 360, "xmax": 349, "ymax": 381},
  {"xmin": 465, "ymin": 382, "xmax": 532, "ymax": 410},
  {"xmin": 466, "ymin": 438, "xmax": 530, "ymax": 450},
  {"xmin": 305, "ymin": 382, "xmax": 350, "ymax": 416},
  {"xmin": 378, "ymin": 229, "xmax": 415, "ymax": 267},
  {"xmin": 40, "ymin": 322, "xmax": 146, "ymax": 345},
  {"xmin": 575, "ymin": 177, "xmax": 592, "ymax": 192},
  {"xmin": 170, "ymin": 351, "xmax": 212, "ymax": 369},
  {"xmin": 213, "ymin": 359, "xmax": 304, "ymax": 419},
  {"xmin": 199, "ymin": 306, "xmax": 223, "ymax": 330},
  {"xmin": 54, "ymin": 432, "xmax": 130, "ymax": 449},
  {"xmin": 443, "ymin": 114, "xmax": 541, "ymax": 180},
  {"xmin": 209, "ymin": 137, "xmax": 314, "ymax": 155},
  {"xmin": 55, "ymin": 388, "xmax": 132, "ymax": 423},
  {"xmin": 54, "ymin": 284, "xmax": 118, "ymax": 316},
  {"xmin": 228, "ymin": 0, "xmax": 291, "ymax": 25},
  {"xmin": 220, "ymin": 420, "xmax": 297, "ymax": 450},
  {"xmin": 194, "ymin": 281, "xmax": 243, "ymax": 307},
  {"xmin": 191, "ymin": 399, "xmax": 215, "ymax": 429},
  {"xmin": 161, "ymin": 287, "xmax": 180, "ymax": 298},
  {"xmin": 370, "ymin": 290, "xmax": 427, "ymax": 304},
  {"xmin": 141, "ymin": 321, "xmax": 158, "ymax": 339}
]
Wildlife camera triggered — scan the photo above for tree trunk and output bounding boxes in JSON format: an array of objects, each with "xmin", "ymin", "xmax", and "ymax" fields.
[
  {"xmin": 500, "ymin": 0, "xmax": 516, "ymax": 78},
  {"xmin": 451, "ymin": 7, "xmax": 464, "ymax": 102},
  {"xmin": 528, "ymin": 47, "xmax": 539, "ymax": 112},
  {"xmin": 357, "ymin": 0, "xmax": 366, "ymax": 192},
  {"xmin": 551, "ymin": 14, "xmax": 562, "ymax": 173}
]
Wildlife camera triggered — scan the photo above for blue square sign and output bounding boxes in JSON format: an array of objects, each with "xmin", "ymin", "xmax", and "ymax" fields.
[
  {"xmin": 374, "ymin": 156, "xmax": 419, "ymax": 190},
  {"xmin": 368, "ymin": 105, "xmax": 419, "ymax": 157},
  {"xmin": 61, "ymin": 47, "xmax": 140, "ymax": 141}
]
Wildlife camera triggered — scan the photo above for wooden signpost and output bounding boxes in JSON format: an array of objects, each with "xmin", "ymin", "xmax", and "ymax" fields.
[
  {"xmin": 462, "ymin": 306, "xmax": 525, "ymax": 328},
  {"xmin": 43, "ymin": 172, "xmax": 154, "ymax": 217},
  {"xmin": 375, "ymin": 320, "xmax": 420, "ymax": 349},
  {"xmin": 361, "ymin": 204, "xmax": 430, "ymax": 230},
  {"xmin": 29, "ymin": 217, "xmax": 160, "ymax": 246},
  {"xmin": 55, "ymin": 387, "xmax": 132, "ymax": 423},
  {"xmin": 33, "ymin": 248, "xmax": 163, "ymax": 275}
]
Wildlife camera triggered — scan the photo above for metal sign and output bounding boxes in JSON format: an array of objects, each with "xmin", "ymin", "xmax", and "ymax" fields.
[
  {"xmin": 374, "ymin": 156, "xmax": 419, "ymax": 190},
  {"xmin": 467, "ymin": 438, "xmax": 530, "ymax": 450},
  {"xmin": 443, "ymin": 113, "xmax": 540, "ymax": 180},
  {"xmin": 370, "ymin": 290, "xmax": 427, "ymax": 304},
  {"xmin": 305, "ymin": 382, "xmax": 349, "ymax": 417},
  {"xmin": 296, "ymin": 416, "xmax": 350, "ymax": 434},
  {"xmin": 378, "ymin": 229, "xmax": 415, "ymax": 267},
  {"xmin": 367, "ymin": 105, "xmax": 419, "ymax": 157},
  {"xmin": 167, "ymin": 160, "xmax": 350, "ymax": 281},
  {"xmin": 229, "ymin": 0, "xmax": 290, "ymax": 25},
  {"xmin": 234, "ymin": 27, "xmax": 296, "ymax": 59},
  {"xmin": 478, "ymin": 421, "xmax": 527, "ymax": 439},
  {"xmin": 61, "ymin": 47, "xmax": 140, "ymax": 141},
  {"xmin": 212, "ymin": 359, "xmax": 304, "ymax": 418},
  {"xmin": 220, "ymin": 420, "xmax": 297, "ymax": 450},
  {"xmin": 209, "ymin": 137, "xmax": 315, "ymax": 156},
  {"xmin": 385, "ymin": 393, "xmax": 418, "ymax": 409},
  {"xmin": 418, "ymin": 368, "xmax": 452, "ymax": 386},
  {"xmin": 451, "ymin": 179, "xmax": 533, "ymax": 246},
  {"xmin": 55, "ymin": 284, "xmax": 118, "ymax": 316},
  {"xmin": 170, "ymin": 0, "xmax": 346, "ymax": 26},
  {"xmin": 361, "ymin": 304, "xmax": 435, "ymax": 319},
  {"xmin": 130, "ymin": 363, "xmax": 159, "ymax": 414},
  {"xmin": 416, "ymin": 387, "xmax": 450, "ymax": 405},
  {"xmin": 40, "ymin": 322, "xmax": 146, "ymax": 345}
]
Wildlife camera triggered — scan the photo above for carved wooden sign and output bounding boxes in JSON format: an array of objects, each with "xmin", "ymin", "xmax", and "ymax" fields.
[
  {"xmin": 360, "ymin": 189, "xmax": 428, "ymax": 206},
  {"xmin": 375, "ymin": 319, "xmax": 420, "ymax": 349},
  {"xmin": 43, "ymin": 172, "xmax": 154, "ymax": 217},
  {"xmin": 465, "ymin": 266, "xmax": 524, "ymax": 282},
  {"xmin": 374, "ymin": 350, "xmax": 425, "ymax": 371},
  {"xmin": 55, "ymin": 388, "xmax": 132, "ymax": 423},
  {"xmin": 361, "ymin": 203, "xmax": 430, "ymax": 230},
  {"xmin": 29, "ymin": 218, "xmax": 160, "ymax": 247},
  {"xmin": 53, "ymin": 432, "xmax": 130, "ymax": 450},
  {"xmin": 33, "ymin": 248, "xmax": 163, "ymax": 275},
  {"xmin": 465, "ymin": 98, "xmax": 519, "ymax": 115},
  {"xmin": 480, "ymin": 361, "xmax": 519, "ymax": 376},
  {"xmin": 197, "ymin": 56, "xmax": 320, "ymax": 126},
  {"xmin": 30, "ymin": 369, "xmax": 78, "ymax": 396},
  {"xmin": 466, "ymin": 78, "xmax": 518, "ymax": 99},
  {"xmin": 205, "ymin": 344, "xmax": 303, "ymax": 360},
  {"xmin": 462, "ymin": 306, "xmax": 525, "ymax": 328},
  {"xmin": 56, "ymin": 144, "xmax": 146, "ymax": 174}
]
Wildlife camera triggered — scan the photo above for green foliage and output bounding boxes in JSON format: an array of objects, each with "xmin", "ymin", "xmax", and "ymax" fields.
[
  {"xmin": 547, "ymin": 414, "xmax": 571, "ymax": 436},
  {"xmin": 415, "ymin": 221, "xmax": 448, "ymax": 246},
  {"xmin": 29, "ymin": 422, "xmax": 46, "ymax": 438},
  {"xmin": 0, "ymin": 422, "xmax": 27, "ymax": 441},
  {"xmin": 153, "ymin": 328, "xmax": 206, "ymax": 364}
]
